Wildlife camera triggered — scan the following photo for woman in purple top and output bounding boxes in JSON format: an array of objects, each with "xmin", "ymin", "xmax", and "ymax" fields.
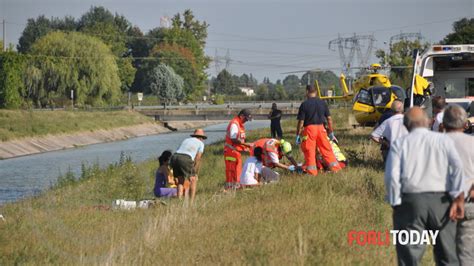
[{"xmin": 154, "ymin": 150, "xmax": 177, "ymax": 198}]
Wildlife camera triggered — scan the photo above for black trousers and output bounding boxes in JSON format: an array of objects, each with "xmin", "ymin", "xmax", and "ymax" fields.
[{"xmin": 270, "ymin": 122, "xmax": 282, "ymax": 138}]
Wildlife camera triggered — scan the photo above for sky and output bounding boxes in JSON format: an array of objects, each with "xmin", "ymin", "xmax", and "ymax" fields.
[{"xmin": 1, "ymin": 0, "xmax": 473, "ymax": 82}]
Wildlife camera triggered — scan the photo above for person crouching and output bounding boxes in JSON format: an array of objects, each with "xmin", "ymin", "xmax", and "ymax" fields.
[
  {"xmin": 240, "ymin": 147, "xmax": 264, "ymax": 188},
  {"xmin": 170, "ymin": 129, "xmax": 206, "ymax": 201}
]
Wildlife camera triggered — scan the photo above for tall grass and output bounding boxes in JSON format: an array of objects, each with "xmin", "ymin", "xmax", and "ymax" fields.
[
  {"xmin": 0, "ymin": 110, "xmax": 153, "ymax": 141},
  {"xmin": 0, "ymin": 109, "xmax": 435, "ymax": 264}
]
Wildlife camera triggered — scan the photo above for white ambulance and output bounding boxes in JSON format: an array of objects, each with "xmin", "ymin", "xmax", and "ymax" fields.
[{"xmin": 410, "ymin": 44, "xmax": 474, "ymax": 130}]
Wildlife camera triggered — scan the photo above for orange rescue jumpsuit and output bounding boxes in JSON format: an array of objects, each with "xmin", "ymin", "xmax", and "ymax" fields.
[
  {"xmin": 224, "ymin": 117, "xmax": 247, "ymax": 189},
  {"xmin": 301, "ymin": 125, "xmax": 341, "ymax": 175}
]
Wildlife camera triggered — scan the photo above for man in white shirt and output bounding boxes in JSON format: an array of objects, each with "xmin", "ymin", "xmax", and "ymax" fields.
[
  {"xmin": 371, "ymin": 99, "xmax": 408, "ymax": 163},
  {"xmin": 443, "ymin": 104, "xmax": 474, "ymax": 265},
  {"xmin": 384, "ymin": 107, "xmax": 465, "ymax": 266}
]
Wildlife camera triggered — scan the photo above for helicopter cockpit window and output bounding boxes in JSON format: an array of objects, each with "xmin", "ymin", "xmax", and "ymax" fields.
[
  {"xmin": 356, "ymin": 89, "xmax": 371, "ymax": 105},
  {"xmin": 371, "ymin": 87, "xmax": 392, "ymax": 106},
  {"xmin": 391, "ymin": 86, "xmax": 407, "ymax": 100}
]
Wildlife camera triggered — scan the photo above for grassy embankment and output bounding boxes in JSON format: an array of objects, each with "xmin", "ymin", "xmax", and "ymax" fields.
[
  {"xmin": 0, "ymin": 110, "xmax": 154, "ymax": 141},
  {"xmin": 0, "ymin": 109, "xmax": 435, "ymax": 265}
]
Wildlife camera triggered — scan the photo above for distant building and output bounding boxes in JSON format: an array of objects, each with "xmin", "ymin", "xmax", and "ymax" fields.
[{"xmin": 239, "ymin": 87, "xmax": 255, "ymax": 97}]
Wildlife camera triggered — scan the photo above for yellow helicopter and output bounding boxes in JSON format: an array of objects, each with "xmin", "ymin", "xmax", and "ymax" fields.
[{"xmin": 314, "ymin": 63, "xmax": 407, "ymax": 126}]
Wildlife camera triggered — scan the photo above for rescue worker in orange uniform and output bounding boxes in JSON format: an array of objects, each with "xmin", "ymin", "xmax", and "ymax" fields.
[
  {"xmin": 295, "ymin": 85, "xmax": 341, "ymax": 175},
  {"xmin": 224, "ymin": 109, "xmax": 254, "ymax": 190},
  {"xmin": 252, "ymin": 138, "xmax": 298, "ymax": 171}
]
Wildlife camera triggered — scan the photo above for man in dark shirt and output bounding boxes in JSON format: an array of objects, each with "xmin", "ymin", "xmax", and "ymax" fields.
[
  {"xmin": 377, "ymin": 109, "xmax": 394, "ymax": 127},
  {"xmin": 268, "ymin": 103, "xmax": 283, "ymax": 139},
  {"xmin": 296, "ymin": 85, "xmax": 341, "ymax": 175}
]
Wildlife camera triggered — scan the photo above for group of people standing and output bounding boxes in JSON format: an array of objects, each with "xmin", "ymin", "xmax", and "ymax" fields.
[{"xmin": 371, "ymin": 97, "xmax": 473, "ymax": 265}]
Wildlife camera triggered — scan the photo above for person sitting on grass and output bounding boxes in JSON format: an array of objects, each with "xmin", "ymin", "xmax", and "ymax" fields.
[
  {"xmin": 153, "ymin": 150, "xmax": 177, "ymax": 198},
  {"xmin": 240, "ymin": 147, "xmax": 264, "ymax": 188}
]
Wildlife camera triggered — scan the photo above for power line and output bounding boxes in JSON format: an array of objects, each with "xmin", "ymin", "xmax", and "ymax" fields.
[
  {"xmin": 208, "ymin": 46, "xmax": 338, "ymax": 57},
  {"xmin": 208, "ymin": 16, "xmax": 463, "ymax": 41},
  {"xmin": 4, "ymin": 15, "xmax": 463, "ymax": 46},
  {"xmin": 328, "ymin": 33, "xmax": 375, "ymax": 76}
]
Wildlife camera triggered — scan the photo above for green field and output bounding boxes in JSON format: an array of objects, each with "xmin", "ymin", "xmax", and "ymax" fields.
[
  {"xmin": 0, "ymin": 110, "xmax": 154, "ymax": 141},
  {"xmin": 0, "ymin": 109, "xmax": 435, "ymax": 265}
]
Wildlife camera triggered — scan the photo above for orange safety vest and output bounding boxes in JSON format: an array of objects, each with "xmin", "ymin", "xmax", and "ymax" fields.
[
  {"xmin": 225, "ymin": 117, "xmax": 246, "ymax": 152},
  {"xmin": 253, "ymin": 138, "xmax": 270, "ymax": 150},
  {"xmin": 254, "ymin": 138, "xmax": 282, "ymax": 168}
]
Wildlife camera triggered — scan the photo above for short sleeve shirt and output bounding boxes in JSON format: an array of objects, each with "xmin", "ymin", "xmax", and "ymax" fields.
[
  {"xmin": 297, "ymin": 98, "xmax": 330, "ymax": 126},
  {"xmin": 176, "ymin": 137, "xmax": 205, "ymax": 161},
  {"xmin": 240, "ymin": 156, "xmax": 262, "ymax": 185},
  {"xmin": 432, "ymin": 111, "xmax": 444, "ymax": 132},
  {"xmin": 229, "ymin": 123, "xmax": 239, "ymax": 139}
]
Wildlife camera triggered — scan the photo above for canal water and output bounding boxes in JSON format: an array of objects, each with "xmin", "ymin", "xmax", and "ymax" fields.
[{"xmin": 0, "ymin": 121, "xmax": 270, "ymax": 204}]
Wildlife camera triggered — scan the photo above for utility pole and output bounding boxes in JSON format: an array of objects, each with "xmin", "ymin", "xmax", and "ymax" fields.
[
  {"xmin": 329, "ymin": 33, "xmax": 375, "ymax": 77},
  {"xmin": 224, "ymin": 49, "xmax": 231, "ymax": 71},
  {"xmin": 2, "ymin": 19, "xmax": 6, "ymax": 52},
  {"xmin": 214, "ymin": 49, "xmax": 221, "ymax": 75}
]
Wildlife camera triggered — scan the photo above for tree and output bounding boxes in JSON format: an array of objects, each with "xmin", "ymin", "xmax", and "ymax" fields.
[
  {"xmin": 272, "ymin": 84, "xmax": 288, "ymax": 100},
  {"xmin": 301, "ymin": 71, "xmax": 341, "ymax": 96},
  {"xmin": 375, "ymin": 40, "xmax": 429, "ymax": 88},
  {"xmin": 26, "ymin": 31, "xmax": 121, "ymax": 107},
  {"xmin": 78, "ymin": 6, "xmax": 136, "ymax": 92},
  {"xmin": 249, "ymin": 73, "xmax": 258, "ymax": 88},
  {"xmin": 18, "ymin": 7, "xmax": 137, "ymax": 93},
  {"xmin": 213, "ymin": 69, "xmax": 239, "ymax": 95},
  {"xmin": 172, "ymin": 9, "xmax": 209, "ymax": 47},
  {"xmin": 0, "ymin": 52, "xmax": 26, "ymax": 108},
  {"xmin": 149, "ymin": 43, "xmax": 199, "ymax": 95},
  {"xmin": 283, "ymin": 74, "xmax": 300, "ymax": 99},
  {"xmin": 239, "ymin": 73, "xmax": 250, "ymax": 87},
  {"xmin": 135, "ymin": 17, "xmax": 210, "ymax": 97},
  {"xmin": 149, "ymin": 64, "xmax": 185, "ymax": 106},
  {"xmin": 442, "ymin": 18, "xmax": 474, "ymax": 45},
  {"xmin": 126, "ymin": 26, "xmax": 148, "ymax": 58},
  {"xmin": 159, "ymin": 27, "xmax": 209, "ymax": 92},
  {"xmin": 17, "ymin": 15, "xmax": 77, "ymax": 53},
  {"xmin": 256, "ymin": 84, "xmax": 269, "ymax": 100}
]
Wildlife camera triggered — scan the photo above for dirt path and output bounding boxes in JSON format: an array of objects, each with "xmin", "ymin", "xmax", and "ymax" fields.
[{"xmin": 0, "ymin": 121, "xmax": 219, "ymax": 160}]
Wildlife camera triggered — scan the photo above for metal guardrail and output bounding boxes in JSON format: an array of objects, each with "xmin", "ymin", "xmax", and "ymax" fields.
[
  {"xmin": 154, "ymin": 113, "xmax": 297, "ymax": 122},
  {"xmin": 27, "ymin": 101, "xmax": 349, "ymax": 112}
]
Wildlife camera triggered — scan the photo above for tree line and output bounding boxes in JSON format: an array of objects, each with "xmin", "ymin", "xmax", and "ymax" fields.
[
  {"xmin": 0, "ymin": 6, "xmax": 209, "ymax": 108},
  {"xmin": 0, "ymin": 14, "xmax": 472, "ymax": 109},
  {"xmin": 209, "ymin": 69, "xmax": 343, "ymax": 102}
]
